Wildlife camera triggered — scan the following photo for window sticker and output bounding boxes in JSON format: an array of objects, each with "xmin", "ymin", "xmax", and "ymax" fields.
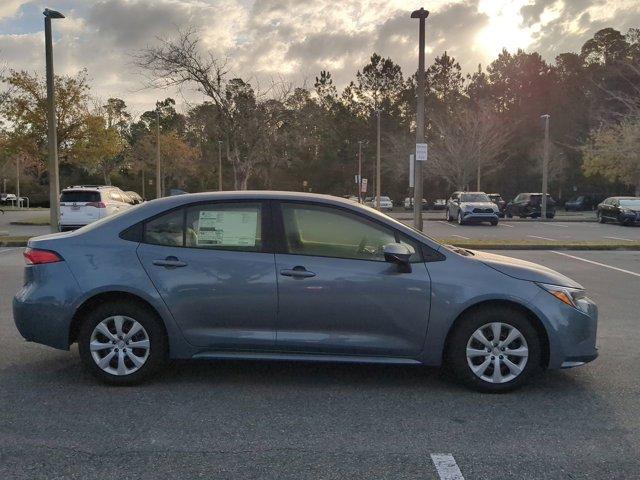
[{"xmin": 196, "ymin": 210, "xmax": 258, "ymax": 247}]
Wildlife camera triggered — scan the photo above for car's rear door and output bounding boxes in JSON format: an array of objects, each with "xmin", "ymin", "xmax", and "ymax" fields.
[
  {"xmin": 136, "ymin": 200, "xmax": 278, "ymax": 349},
  {"xmin": 273, "ymin": 201, "xmax": 431, "ymax": 357}
]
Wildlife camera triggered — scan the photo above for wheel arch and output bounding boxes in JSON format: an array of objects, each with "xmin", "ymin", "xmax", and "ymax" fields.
[
  {"xmin": 442, "ymin": 299, "xmax": 550, "ymax": 368},
  {"xmin": 69, "ymin": 291, "xmax": 168, "ymax": 346}
]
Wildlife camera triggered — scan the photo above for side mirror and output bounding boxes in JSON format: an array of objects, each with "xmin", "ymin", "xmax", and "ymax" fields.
[{"xmin": 383, "ymin": 243, "xmax": 414, "ymax": 273}]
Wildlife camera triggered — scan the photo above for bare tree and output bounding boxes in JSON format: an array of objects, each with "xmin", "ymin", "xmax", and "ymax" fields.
[
  {"xmin": 429, "ymin": 103, "xmax": 512, "ymax": 190},
  {"xmin": 135, "ymin": 28, "xmax": 267, "ymax": 189}
]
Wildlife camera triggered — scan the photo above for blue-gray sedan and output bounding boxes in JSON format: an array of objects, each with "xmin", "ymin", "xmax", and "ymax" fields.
[{"xmin": 13, "ymin": 192, "xmax": 598, "ymax": 392}]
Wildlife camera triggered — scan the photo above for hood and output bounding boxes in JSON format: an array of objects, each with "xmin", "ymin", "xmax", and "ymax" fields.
[
  {"xmin": 460, "ymin": 202, "xmax": 497, "ymax": 210},
  {"xmin": 470, "ymin": 250, "xmax": 583, "ymax": 288}
]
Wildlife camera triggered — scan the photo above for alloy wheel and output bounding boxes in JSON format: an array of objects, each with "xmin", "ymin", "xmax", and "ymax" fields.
[
  {"xmin": 466, "ymin": 322, "xmax": 529, "ymax": 384},
  {"xmin": 89, "ymin": 315, "xmax": 150, "ymax": 376}
]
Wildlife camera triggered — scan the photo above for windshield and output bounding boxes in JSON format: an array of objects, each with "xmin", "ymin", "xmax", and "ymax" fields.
[
  {"xmin": 460, "ymin": 193, "xmax": 490, "ymax": 202},
  {"xmin": 620, "ymin": 199, "xmax": 640, "ymax": 208}
]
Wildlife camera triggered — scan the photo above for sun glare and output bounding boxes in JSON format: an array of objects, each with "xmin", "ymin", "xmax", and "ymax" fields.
[{"xmin": 475, "ymin": 0, "xmax": 534, "ymax": 57}]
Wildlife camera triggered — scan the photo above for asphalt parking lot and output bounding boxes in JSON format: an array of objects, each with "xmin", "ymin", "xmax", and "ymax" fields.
[
  {"xmin": 1, "ymin": 247, "xmax": 639, "ymax": 479},
  {"xmin": 418, "ymin": 219, "xmax": 640, "ymax": 242}
]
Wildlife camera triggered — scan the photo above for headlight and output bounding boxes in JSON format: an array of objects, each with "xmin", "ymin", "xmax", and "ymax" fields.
[{"xmin": 537, "ymin": 283, "xmax": 591, "ymax": 314}]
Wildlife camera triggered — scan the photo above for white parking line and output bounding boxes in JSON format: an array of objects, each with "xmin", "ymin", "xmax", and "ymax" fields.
[
  {"xmin": 431, "ymin": 454, "xmax": 465, "ymax": 480},
  {"xmin": 0, "ymin": 248, "xmax": 20, "ymax": 255},
  {"xmin": 542, "ymin": 223, "xmax": 569, "ymax": 228},
  {"xmin": 451, "ymin": 234, "xmax": 470, "ymax": 240},
  {"xmin": 604, "ymin": 236, "xmax": 635, "ymax": 242},
  {"xmin": 437, "ymin": 221, "xmax": 458, "ymax": 228},
  {"xmin": 499, "ymin": 223, "xmax": 514, "ymax": 228},
  {"xmin": 551, "ymin": 251, "xmax": 640, "ymax": 278},
  {"xmin": 527, "ymin": 235, "xmax": 557, "ymax": 241}
]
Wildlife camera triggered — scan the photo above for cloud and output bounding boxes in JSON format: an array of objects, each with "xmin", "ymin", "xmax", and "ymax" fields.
[{"xmin": 0, "ymin": 0, "xmax": 637, "ymax": 115}]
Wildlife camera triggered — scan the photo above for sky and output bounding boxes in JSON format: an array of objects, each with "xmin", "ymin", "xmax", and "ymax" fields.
[{"xmin": 1, "ymin": 0, "xmax": 639, "ymax": 116}]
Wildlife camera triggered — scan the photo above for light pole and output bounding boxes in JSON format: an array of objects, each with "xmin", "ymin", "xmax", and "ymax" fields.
[
  {"xmin": 44, "ymin": 8, "xmax": 64, "ymax": 231},
  {"xmin": 16, "ymin": 156, "xmax": 20, "ymax": 208},
  {"xmin": 218, "ymin": 140, "xmax": 223, "ymax": 191},
  {"xmin": 375, "ymin": 109, "xmax": 382, "ymax": 211},
  {"xmin": 357, "ymin": 140, "xmax": 364, "ymax": 203},
  {"xmin": 541, "ymin": 114, "xmax": 550, "ymax": 220},
  {"xmin": 156, "ymin": 106, "xmax": 161, "ymax": 199},
  {"xmin": 412, "ymin": 7, "xmax": 429, "ymax": 231}
]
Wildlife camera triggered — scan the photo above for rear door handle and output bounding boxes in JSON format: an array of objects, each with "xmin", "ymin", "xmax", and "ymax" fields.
[
  {"xmin": 153, "ymin": 257, "xmax": 187, "ymax": 268},
  {"xmin": 280, "ymin": 266, "xmax": 316, "ymax": 278}
]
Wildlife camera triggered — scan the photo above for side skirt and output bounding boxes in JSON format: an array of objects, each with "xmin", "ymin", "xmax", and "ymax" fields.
[{"xmin": 192, "ymin": 351, "xmax": 423, "ymax": 366}]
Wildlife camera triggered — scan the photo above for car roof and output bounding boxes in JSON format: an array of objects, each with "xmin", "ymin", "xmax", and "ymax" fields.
[
  {"xmin": 63, "ymin": 185, "xmax": 116, "ymax": 191},
  {"xmin": 609, "ymin": 196, "xmax": 639, "ymax": 199}
]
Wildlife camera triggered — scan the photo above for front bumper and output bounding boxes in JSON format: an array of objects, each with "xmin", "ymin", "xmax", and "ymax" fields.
[
  {"xmin": 461, "ymin": 211, "xmax": 498, "ymax": 222},
  {"xmin": 531, "ymin": 289, "xmax": 599, "ymax": 370}
]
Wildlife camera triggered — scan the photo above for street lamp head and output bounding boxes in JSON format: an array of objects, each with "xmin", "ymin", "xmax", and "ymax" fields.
[
  {"xmin": 43, "ymin": 8, "xmax": 65, "ymax": 19},
  {"xmin": 540, "ymin": 114, "xmax": 550, "ymax": 119},
  {"xmin": 410, "ymin": 7, "xmax": 430, "ymax": 19}
]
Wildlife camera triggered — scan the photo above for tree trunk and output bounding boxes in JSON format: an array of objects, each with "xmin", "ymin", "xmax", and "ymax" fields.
[
  {"xmin": 635, "ymin": 179, "xmax": 640, "ymax": 197},
  {"xmin": 103, "ymin": 170, "xmax": 111, "ymax": 186},
  {"xmin": 476, "ymin": 163, "xmax": 481, "ymax": 191}
]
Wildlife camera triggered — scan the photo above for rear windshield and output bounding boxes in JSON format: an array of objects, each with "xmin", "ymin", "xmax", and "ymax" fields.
[{"xmin": 60, "ymin": 191, "xmax": 100, "ymax": 203}]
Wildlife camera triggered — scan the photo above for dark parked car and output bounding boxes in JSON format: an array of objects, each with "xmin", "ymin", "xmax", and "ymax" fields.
[
  {"xmin": 506, "ymin": 193, "xmax": 556, "ymax": 219},
  {"xmin": 564, "ymin": 194, "xmax": 605, "ymax": 211},
  {"xmin": 487, "ymin": 193, "xmax": 506, "ymax": 218},
  {"xmin": 14, "ymin": 192, "xmax": 598, "ymax": 392},
  {"xmin": 597, "ymin": 197, "xmax": 640, "ymax": 225}
]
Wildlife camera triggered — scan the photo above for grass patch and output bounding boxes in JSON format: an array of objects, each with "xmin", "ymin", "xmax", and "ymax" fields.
[
  {"xmin": 436, "ymin": 238, "xmax": 640, "ymax": 250},
  {"xmin": 9, "ymin": 216, "xmax": 50, "ymax": 226},
  {"xmin": 0, "ymin": 236, "xmax": 32, "ymax": 247}
]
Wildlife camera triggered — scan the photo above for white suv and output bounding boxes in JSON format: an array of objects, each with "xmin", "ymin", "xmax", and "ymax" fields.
[{"xmin": 59, "ymin": 186, "xmax": 134, "ymax": 231}]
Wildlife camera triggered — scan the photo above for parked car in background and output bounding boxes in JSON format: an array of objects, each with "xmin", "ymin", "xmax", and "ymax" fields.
[
  {"xmin": 403, "ymin": 197, "xmax": 428, "ymax": 210},
  {"xmin": 597, "ymin": 197, "xmax": 640, "ymax": 225},
  {"xmin": 564, "ymin": 194, "xmax": 605, "ymax": 211},
  {"xmin": 487, "ymin": 193, "xmax": 506, "ymax": 218},
  {"xmin": 432, "ymin": 199, "xmax": 447, "ymax": 210},
  {"xmin": 14, "ymin": 191, "xmax": 598, "ymax": 392},
  {"xmin": 446, "ymin": 191, "xmax": 499, "ymax": 225},
  {"xmin": 126, "ymin": 191, "xmax": 144, "ymax": 205},
  {"xmin": 506, "ymin": 193, "xmax": 556, "ymax": 219},
  {"xmin": 59, "ymin": 186, "xmax": 134, "ymax": 231},
  {"xmin": 1, "ymin": 193, "xmax": 17, "ymax": 204},
  {"xmin": 366, "ymin": 196, "xmax": 393, "ymax": 211}
]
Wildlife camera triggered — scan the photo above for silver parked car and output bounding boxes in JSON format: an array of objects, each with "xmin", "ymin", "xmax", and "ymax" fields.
[
  {"xmin": 446, "ymin": 191, "xmax": 500, "ymax": 225},
  {"xmin": 14, "ymin": 191, "xmax": 597, "ymax": 392}
]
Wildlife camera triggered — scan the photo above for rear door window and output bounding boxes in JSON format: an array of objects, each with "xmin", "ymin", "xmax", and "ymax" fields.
[
  {"xmin": 185, "ymin": 203, "xmax": 262, "ymax": 252},
  {"xmin": 60, "ymin": 191, "xmax": 100, "ymax": 203},
  {"xmin": 144, "ymin": 209, "xmax": 185, "ymax": 247}
]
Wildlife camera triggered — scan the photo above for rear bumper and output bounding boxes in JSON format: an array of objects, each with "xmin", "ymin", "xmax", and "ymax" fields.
[{"xmin": 13, "ymin": 262, "xmax": 81, "ymax": 350}]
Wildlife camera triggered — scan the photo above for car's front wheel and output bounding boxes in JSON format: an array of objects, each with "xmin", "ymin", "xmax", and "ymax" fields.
[
  {"xmin": 457, "ymin": 211, "xmax": 465, "ymax": 225},
  {"xmin": 446, "ymin": 306, "xmax": 542, "ymax": 393},
  {"xmin": 78, "ymin": 300, "xmax": 168, "ymax": 385}
]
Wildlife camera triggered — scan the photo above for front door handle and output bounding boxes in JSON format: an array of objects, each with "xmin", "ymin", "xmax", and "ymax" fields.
[
  {"xmin": 280, "ymin": 266, "xmax": 316, "ymax": 278},
  {"xmin": 153, "ymin": 256, "xmax": 187, "ymax": 268}
]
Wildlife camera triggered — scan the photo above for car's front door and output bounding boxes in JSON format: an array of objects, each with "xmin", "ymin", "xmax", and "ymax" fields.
[
  {"xmin": 273, "ymin": 202, "xmax": 431, "ymax": 357},
  {"xmin": 137, "ymin": 201, "xmax": 278, "ymax": 349}
]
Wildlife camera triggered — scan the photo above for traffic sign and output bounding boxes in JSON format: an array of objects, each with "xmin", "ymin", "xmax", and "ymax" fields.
[
  {"xmin": 361, "ymin": 178, "xmax": 368, "ymax": 193},
  {"xmin": 416, "ymin": 143, "xmax": 428, "ymax": 161}
]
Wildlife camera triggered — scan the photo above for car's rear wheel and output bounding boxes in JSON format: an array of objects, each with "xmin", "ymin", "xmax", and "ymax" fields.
[
  {"xmin": 446, "ymin": 208, "xmax": 453, "ymax": 222},
  {"xmin": 597, "ymin": 211, "xmax": 606, "ymax": 223},
  {"xmin": 78, "ymin": 300, "xmax": 168, "ymax": 385},
  {"xmin": 457, "ymin": 211, "xmax": 465, "ymax": 225},
  {"xmin": 446, "ymin": 306, "xmax": 542, "ymax": 393},
  {"xmin": 490, "ymin": 219, "xmax": 498, "ymax": 226}
]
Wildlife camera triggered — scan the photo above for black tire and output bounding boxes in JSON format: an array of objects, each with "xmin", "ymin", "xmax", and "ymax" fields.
[
  {"xmin": 598, "ymin": 212, "xmax": 606, "ymax": 223},
  {"xmin": 446, "ymin": 208, "xmax": 453, "ymax": 222},
  {"xmin": 78, "ymin": 300, "xmax": 168, "ymax": 385},
  {"xmin": 490, "ymin": 220, "xmax": 498, "ymax": 226},
  {"xmin": 445, "ymin": 305, "xmax": 542, "ymax": 393},
  {"xmin": 457, "ymin": 211, "xmax": 465, "ymax": 225}
]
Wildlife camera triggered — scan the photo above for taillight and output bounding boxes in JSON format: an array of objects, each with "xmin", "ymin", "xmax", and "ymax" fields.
[
  {"xmin": 86, "ymin": 202, "xmax": 106, "ymax": 208},
  {"xmin": 23, "ymin": 248, "xmax": 63, "ymax": 265}
]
